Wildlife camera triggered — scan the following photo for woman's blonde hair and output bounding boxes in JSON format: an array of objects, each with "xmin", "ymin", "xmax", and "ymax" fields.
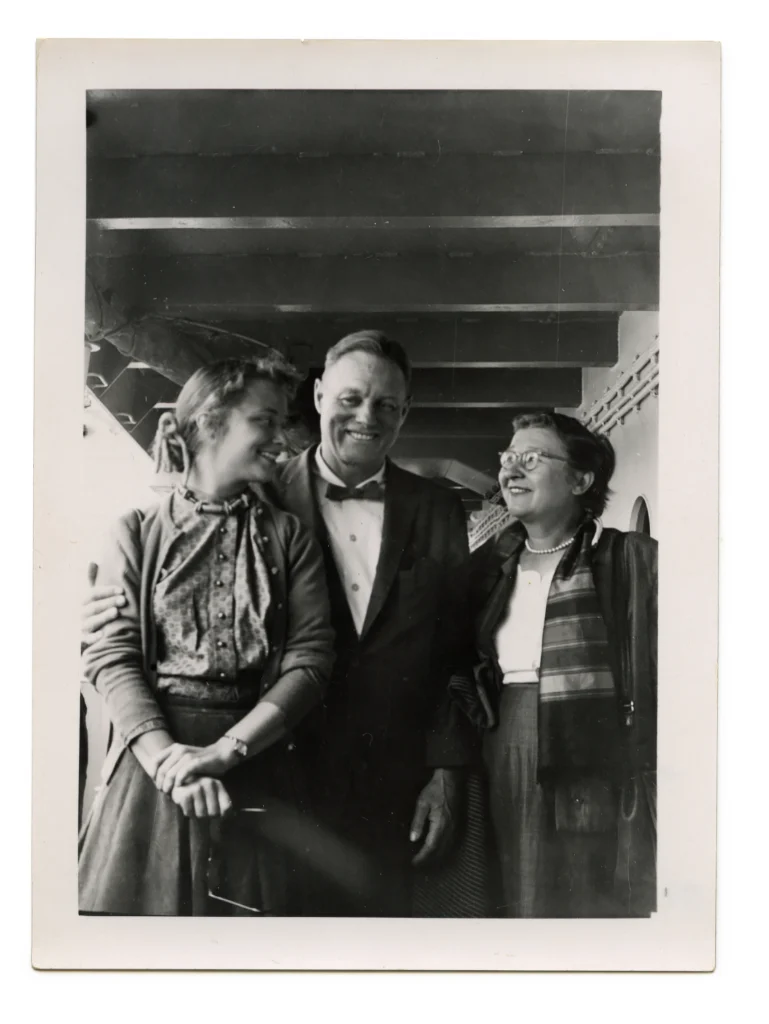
[{"xmin": 152, "ymin": 353, "xmax": 303, "ymax": 480}]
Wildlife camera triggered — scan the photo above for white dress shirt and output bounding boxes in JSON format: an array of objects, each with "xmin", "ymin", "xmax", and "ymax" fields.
[
  {"xmin": 494, "ymin": 565, "xmax": 558, "ymax": 684},
  {"xmin": 314, "ymin": 447, "xmax": 386, "ymax": 634}
]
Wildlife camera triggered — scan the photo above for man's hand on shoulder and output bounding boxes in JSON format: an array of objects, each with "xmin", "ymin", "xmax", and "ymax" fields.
[{"xmin": 81, "ymin": 561, "xmax": 126, "ymax": 649}]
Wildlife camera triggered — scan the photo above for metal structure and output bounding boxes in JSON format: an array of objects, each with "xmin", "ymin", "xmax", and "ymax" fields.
[{"xmin": 84, "ymin": 89, "xmax": 661, "ymax": 516}]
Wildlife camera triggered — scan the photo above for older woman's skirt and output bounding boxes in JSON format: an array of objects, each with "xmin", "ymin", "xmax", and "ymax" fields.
[
  {"xmin": 79, "ymin": 696, "xmax": 306, "ymax": 916},
  {"xmin": 483, "ymin": 683, "xmax": 655, "ymax": 918}
]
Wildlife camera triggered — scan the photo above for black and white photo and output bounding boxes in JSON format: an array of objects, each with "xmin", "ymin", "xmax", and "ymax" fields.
[{"xmin": 33, "ymin": 39, "xmax": 719, "ymax": 970}]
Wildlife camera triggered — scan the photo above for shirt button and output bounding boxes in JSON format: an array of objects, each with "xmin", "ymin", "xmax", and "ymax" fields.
[
  {"xmin": 219, "ymin": 526, "xmax": 226, "ymax": 535},
  {"xmin": 218, "ymin": 612, "xmax": 226, "ymax": 620},
  {"xmin": 271, "ymin": 567, "xmax": 278, "ymax": 575},
  {"xmin": 218, "ymin": 553, "xmax": 227, "ymax": 562},
  {"xmin": 351, "ymin": 583, "xmax": 360, "ymax": 592},
  {"xmin": 215, "ymin": 580, "xmax": 224, "ymax": 587},
  {"xmin": 277, "ymin": 603, "xmax": 284, "ymax": 610},
  {"xmin": 350, "ymin": 534, "xmax": 357, "ymax": 542},
  {"xmin": 287, "ymin": 742, "xmax": 296, "ymax": 752},
  {"xmin": 219, "ymin": 672, "xmax": 226, "ymax": 679},
  {"xmin": 216, "ymin": 640, "xmax": 226, "ymax": 649},
  {"xmin": 261, "ymin": 535, "xmax": 269, "ymax": 544}
]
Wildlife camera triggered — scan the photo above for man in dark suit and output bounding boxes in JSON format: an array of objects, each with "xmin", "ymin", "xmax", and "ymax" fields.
[
  {"xmin": 271, "ymin": 331, "xmax": 475, "ymax": 914},
  {"xmin": 83, "ymin": 330, "xmax": 476, "ymax": 916}
]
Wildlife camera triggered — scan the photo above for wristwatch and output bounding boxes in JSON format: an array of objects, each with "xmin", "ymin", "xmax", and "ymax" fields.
[{"xmin": 221, "ymin": 733, "xmax": 249, "ymax": 761}]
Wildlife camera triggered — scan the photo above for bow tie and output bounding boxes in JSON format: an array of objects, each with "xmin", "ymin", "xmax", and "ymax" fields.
[{"xmin": 325, "ymin": 480, "xmax": 385, "ymax": 503}]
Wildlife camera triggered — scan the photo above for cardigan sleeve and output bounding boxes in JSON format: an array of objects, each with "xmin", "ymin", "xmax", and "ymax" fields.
[
  {"xmin": 81, "ymin": 509, "xmax": 169, "ymax": 745},
  {"xmin": 258, "ymin": 515, "xmax": 335, "ymax": 731}
]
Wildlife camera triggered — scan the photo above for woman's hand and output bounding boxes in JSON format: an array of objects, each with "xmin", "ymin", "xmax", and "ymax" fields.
[
  {"xmin": 153, "ymin": 740, "xmax": 239, "ymax": 793},
  {"xmin": 170, "ymin": 776, "xmax": 233, "ymax": 819}
]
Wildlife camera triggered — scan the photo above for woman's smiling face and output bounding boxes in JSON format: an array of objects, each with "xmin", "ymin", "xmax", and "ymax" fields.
[
  {"xmin": 206, "ymin": 379, "xmax": 289, "ymax": 486},
  {"xmin": 498, "ymin": 426, "xmax": 587, "ymax": 525}
]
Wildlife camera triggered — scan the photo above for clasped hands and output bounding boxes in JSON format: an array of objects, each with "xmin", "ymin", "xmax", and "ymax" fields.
[{"xmin": 148, "ymin": 739, "xmax": 241, "ymax": 820}]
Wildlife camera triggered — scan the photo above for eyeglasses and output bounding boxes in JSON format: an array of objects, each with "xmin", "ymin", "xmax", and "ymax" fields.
[{"xmin": 499, "ymin": 449, "xmax": 571, "ymax": 472}]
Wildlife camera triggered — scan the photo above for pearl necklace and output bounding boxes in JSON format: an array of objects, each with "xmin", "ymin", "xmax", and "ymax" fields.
[{"xmin": 524, "ymin": 533, "xmax": 578, "ymax": 555}]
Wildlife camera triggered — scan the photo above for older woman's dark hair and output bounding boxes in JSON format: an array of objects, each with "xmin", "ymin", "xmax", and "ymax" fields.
[
  {"xmin": 511, "ymin": 411, "xmax": 616, "ymax": 518},
  {"xmin": 324, "ymin": 329, "xmax": 412, "ymax": 393}
]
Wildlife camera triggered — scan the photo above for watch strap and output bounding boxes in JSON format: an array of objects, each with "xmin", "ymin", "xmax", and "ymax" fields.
[{"xmin": 222, "ymin": 733, "xmax": 249, "ymax": 760}]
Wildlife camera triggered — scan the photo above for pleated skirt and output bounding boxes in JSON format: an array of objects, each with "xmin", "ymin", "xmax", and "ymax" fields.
[{"xmin": 483, "ymin": 683, "xmax": 627, "ymax": 918}]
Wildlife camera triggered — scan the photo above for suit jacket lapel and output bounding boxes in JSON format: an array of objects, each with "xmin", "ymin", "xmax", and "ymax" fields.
[
  {"xmin": 273, "ymin": 447, "xmax": 358, "ymax": 639},
  {"xmin": 360, "ymin": 460, "xmax": 420, "ymax": 639}
]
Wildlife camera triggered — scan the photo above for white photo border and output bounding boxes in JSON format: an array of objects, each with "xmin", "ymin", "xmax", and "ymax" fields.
[{"xmin": 33, "ymin": 38, "xmax": 720, "ymax": 971}]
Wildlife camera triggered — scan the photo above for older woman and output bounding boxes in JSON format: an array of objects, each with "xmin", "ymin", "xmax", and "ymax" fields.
[
  {"xmin": 456, "ymin": 412, "xmax": 657, "ymax": 918},
  {"xmin": 79, "ymin": 355, "xmax": 334, "ymax": 916}
]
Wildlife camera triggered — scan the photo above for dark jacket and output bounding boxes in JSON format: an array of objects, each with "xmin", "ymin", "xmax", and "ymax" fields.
[
  {"xmin": 82, "ymin": 493, "xmax": 335, "ymax": 783},
  {"xmin": 464, "ymin": 525, "xmax": 657, "ymax": 776},
  {"xmin": 264, "ymin": 448, "xmax": 476, "ymax": 842}
]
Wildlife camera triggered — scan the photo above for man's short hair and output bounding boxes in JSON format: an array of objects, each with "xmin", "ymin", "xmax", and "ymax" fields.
[{"xmin": 324, "ymin": 330, "xmax": 412, "ymax": 393}]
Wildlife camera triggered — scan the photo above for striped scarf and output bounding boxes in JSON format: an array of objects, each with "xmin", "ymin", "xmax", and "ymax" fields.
[{"xmin": 537, "ymin": 519, "xmax": 625, "ymax": 781}]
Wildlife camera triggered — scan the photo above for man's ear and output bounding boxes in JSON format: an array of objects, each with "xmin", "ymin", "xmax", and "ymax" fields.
[{"xmin": 313, "ymin": 377, "xmax": 323, "ymax": 415}]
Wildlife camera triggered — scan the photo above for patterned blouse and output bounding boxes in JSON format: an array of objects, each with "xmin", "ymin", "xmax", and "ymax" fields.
[{"xmin": 152, "ymin": 488, "xmax": 273, "ymax": 704}]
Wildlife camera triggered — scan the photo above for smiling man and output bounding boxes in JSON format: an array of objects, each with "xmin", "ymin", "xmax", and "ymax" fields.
[{"xmin": 266, "ymin": 331, "xmax": 477, "ymax": 915}]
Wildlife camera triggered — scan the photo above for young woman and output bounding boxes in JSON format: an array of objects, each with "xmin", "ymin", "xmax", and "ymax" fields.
[
  {"xmin": 453, "ymin": 412, "xmax": 657, "ymax": 918},
  {"xmin": 79, "ymin": 355, "xmax": 335, "ymax": 916}
]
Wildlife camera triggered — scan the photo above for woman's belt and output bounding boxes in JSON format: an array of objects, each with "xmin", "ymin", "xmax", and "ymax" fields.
[
  {"xmin": 156, "ymin": 675, "xmax": 260, "ymax": 710},
  {"xmin": 501, "ymin": 669, "xmax": 540, "ymax": 685}
]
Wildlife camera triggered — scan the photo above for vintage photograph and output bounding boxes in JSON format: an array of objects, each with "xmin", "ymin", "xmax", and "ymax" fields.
[
  {"xmin": 79, "ymin": 87, "xmax": 659, "ymax": 920},
  {"xmin": 33, "ymin": 39, "xmax": 719, "ymax": 972}
]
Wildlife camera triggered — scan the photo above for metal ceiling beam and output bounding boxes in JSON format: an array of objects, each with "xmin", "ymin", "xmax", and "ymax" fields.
[
  {"xmin": 86, "ymin": 89, "xmax": 661, "ymax": 158},
  {"xmin": 105, "ymin": 253, "xmax": 658, "ymax": 313},
  {"xmin": 87, "ymin": 153, "xmax": 660, "ymax": 219},
  {"xmin": 400, "ymin": 408, "xmax": 542, "ymax": 438},
  {"xmin": 87, "ymin": 222, "xmax": 658, "ymax": 260},
  {"xmin": 162, "ymin": 316, "xmax": 616, "ymax": 368},
  {"xmin": 93, "ymin": 214, "xmax": 660, "ymax": 231},
  {"xmin": 409, "ymin": 368, "xmax": 582, "ymax": 407},
  {"xmin": 286, "ymin": 318, "xmax": 617, "ymax": 368}
]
